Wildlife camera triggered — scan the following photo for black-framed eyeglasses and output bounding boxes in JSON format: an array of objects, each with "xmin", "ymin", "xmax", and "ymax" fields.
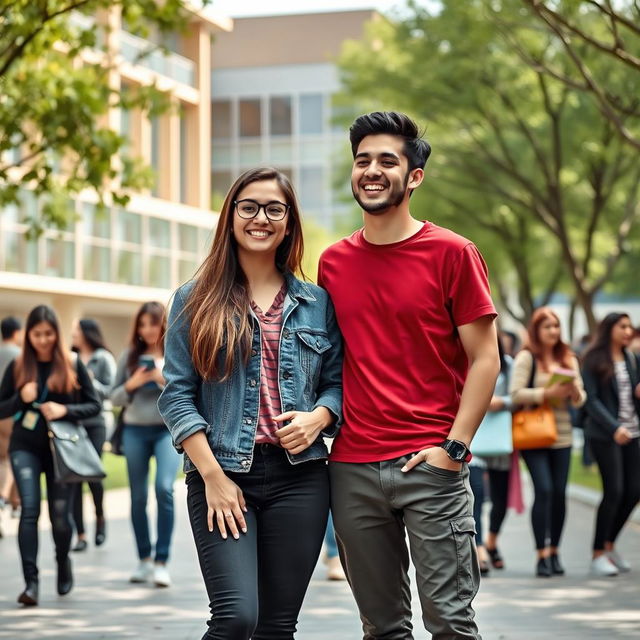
[{"xmin": 234, "ymin": 199, "xmax": 290, "ymax": 221}]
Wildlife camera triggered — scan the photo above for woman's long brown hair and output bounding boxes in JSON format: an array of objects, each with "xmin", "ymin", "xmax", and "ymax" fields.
[
  {"xmin": 524, "ymin": 307, "xmax": 574, "ymax": 371},
  {"xmin": 14, "ymin": 305, "xmax": 78, "ymax": 393},
  {"xmin": 184, "ymin": 167, "xmax": 305, "ymax": 381},
  {"xmin": 126, "ymin": 301, "xmax": 166, "ymax": 374}
]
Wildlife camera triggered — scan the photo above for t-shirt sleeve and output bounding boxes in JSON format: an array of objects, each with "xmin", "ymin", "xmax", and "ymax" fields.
[{"xmin": 448, "ymin": 243, "xmax": 497, "ymax": 327}]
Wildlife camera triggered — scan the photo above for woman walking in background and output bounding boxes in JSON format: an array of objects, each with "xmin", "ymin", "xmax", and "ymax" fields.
[
  {"xmin": 111, "ymin": 302, "xmax": 180, "ymax": 588},
  {"xmin": 511, "ymin": 307, "xmax": 586, "ymax": 577},
  {"xmin": 582, "ymin": 313, "xmax": 640, "ymax": 576},
  {"xmin": 0, "ymin": 305, "xmax": 100, "ymax": 605},
  {"xmin": 70, "ymin": 319, "xmax": 116, "ymax": 552},
  {"xmin": 159, "ymin": 167, "xmax": 342, "ymax": 639}
]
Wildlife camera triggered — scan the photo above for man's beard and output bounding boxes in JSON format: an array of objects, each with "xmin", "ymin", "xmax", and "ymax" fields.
[{"xmin": 352, "ymin": 173, "xmax": 410, "ymax": 214}]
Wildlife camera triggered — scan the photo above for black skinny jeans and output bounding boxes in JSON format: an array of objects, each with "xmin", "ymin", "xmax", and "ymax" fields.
[
  {"xmin": 521, "ymin": 446, "xmax": 572, "ymax": 550},
  {"xmin": 10, "ymin": 448, "xmax": 73, "ymax": 582},
  {"xmin": 590, "ymin": 437, "xmax": 640, "ymax": 550},
  {"xmin": 186, "ymin": 444, "xmax": 329, "ymax": 640},
  {"xmin": 72, "ymin": 424, "xmax": 106, "ymax": 535},
  {"xmin": 469, "ymin": 466, "xmax": 510, "ymax": 545}
]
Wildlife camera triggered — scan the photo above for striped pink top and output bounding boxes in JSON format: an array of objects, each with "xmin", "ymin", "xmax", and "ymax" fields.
[{"xmin": 251, "ymin": 284, "xmax": 287, "ymax": 445}]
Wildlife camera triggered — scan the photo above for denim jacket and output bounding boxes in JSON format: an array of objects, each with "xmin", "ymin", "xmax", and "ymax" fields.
[{"xmin": 158, "ymin": 273, "xmax": 343, "ymax": 473}]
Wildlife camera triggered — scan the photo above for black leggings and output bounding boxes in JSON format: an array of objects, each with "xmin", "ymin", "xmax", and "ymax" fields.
[
  {"xmin": 521, "ymin": 446, "xmax": 572, "ymax": 550},
  {"xmin": 186, "ymin": 445, "xmax": 329, "ymax": 640},
  {"xmin": 488, "ymin": 468, "xmax": 510, "ymax": 535},
  {"xmin": 72, "ymin": 424, "xmax": 106, "ymax": 535},
  {"xmin": 590, "ymin": 438, "xmax": 640, "ymax": 551},
  {"xmin": 10, "ymin": 448, "xmax": 73, "ymax": 582}
]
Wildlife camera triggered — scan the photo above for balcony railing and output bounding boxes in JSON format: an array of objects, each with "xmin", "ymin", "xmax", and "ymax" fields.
[{"xmin": 119, "ymin": 30, "xmax": 196, "ymax": 88}]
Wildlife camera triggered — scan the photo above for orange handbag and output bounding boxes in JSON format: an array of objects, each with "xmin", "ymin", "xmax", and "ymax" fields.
[{"xmin": 512, "ymin": 405, "xmax": 557, "ymax": 450}]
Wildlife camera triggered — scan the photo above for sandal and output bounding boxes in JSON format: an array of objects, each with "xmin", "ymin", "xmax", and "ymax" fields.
[{"xmin": 487, "ymin": 547, "xmax": 504, "ymax": 569}]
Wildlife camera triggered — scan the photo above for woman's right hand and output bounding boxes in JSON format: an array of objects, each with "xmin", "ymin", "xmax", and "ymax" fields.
[
  {"xmin": 613, "ymin": 426, "xmax": 632, "ymax": 445},
  {"xmin": 203, "ymin": 471, "xmax": 248, "ymax": 540},
  {"xmin": 20, "ymin": 382, "xmax": 37, "ymax": 404},
  {"xmin": 124, "ymin": 367, "xmax": 155, "ymax": 393},
  {"xmin": 544, "ymin": 381, "xmax": 573, "ymax": 400}
]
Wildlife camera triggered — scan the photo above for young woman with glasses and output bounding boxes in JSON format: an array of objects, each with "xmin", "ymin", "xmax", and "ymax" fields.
[{"xmin": 159, "ymin": 167, "xmax": 342, "ymax": 639}]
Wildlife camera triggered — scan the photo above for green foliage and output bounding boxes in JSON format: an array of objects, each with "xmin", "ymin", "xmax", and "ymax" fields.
[
  {"xmin": 0, "ymin": 0, "xmax": 203, "ymax": 233},
  {"xmin": 337, "ymin": 0, "xmax": 640, "ymax": 328}
]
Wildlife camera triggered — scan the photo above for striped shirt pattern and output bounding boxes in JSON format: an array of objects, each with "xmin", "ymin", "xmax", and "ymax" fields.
[
  {"xmin": 614, "ymin": 360, "xmax": 640, "ymax": 438},
  {"xmin": 251, "ymin": 284, "xmax": 287, "ymax": 445}
]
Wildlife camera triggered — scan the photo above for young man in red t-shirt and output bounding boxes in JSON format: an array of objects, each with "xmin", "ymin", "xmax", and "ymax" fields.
[{"xmin": 318, "ymin": 112, "xmax": 499, "ymax": 639}]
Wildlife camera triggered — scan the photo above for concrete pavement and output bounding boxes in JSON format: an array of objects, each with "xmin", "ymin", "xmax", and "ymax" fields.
[{"xmin": 0, "ymin": 480, "xmax": 638, "ymax": 639}]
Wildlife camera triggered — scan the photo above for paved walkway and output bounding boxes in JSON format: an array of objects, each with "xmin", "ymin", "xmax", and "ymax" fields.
[{"xmin": 0, "ymin": 480, "xmax": 638, "ymax": 639}]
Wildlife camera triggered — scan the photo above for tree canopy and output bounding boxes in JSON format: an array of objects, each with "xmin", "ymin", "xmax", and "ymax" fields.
[
  {"xmin": 338, "ymin": 0, "xmax": 640, "ymax": 332},
  {"xmin": 0, "ymin": 0, "xmax": 198, "ymax": 234}
]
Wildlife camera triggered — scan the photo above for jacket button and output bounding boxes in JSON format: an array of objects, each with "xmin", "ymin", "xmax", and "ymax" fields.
[
  {"xmin": 282, "ymin": 371, "xmax": 291, "ymax": 380},
  {"xmin": 250, "ymin": 379, "xmax": 257, "ymax": 387},
  {"xmin": 283, "ymin": 329, "xmax": 290, "ymax": 338},
  {"xmin": 241, "ymin": 459, "xmax": 250, "ymax": 467}
]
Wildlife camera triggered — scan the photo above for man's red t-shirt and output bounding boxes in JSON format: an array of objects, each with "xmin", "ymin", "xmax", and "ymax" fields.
[{"xmin": 317, "ymin": 222, "xmax": 497, "ymax": 463}]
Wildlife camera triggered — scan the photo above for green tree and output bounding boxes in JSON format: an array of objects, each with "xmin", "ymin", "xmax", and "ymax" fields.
[
  {"xmin": 0, "ymin": 0, "xmax": 201, "ymax": 234},
  {"xmin": 338, "ymin": 0, "xmax": 640, "ymax": 332}
]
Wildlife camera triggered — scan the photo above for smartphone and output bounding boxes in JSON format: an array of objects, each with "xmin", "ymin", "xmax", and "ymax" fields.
[{"xmin": 138, "ymin": 355, "xmax": 156, "ymax": 371}]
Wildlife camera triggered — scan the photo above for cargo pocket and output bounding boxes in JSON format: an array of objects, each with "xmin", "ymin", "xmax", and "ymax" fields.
[{"xmin": 450, "ymin": 515, "xmax": 478, "ymax": 603}]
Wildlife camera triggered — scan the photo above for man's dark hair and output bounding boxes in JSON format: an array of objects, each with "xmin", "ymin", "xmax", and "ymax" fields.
[
  {"xmin": 1, "ymin": 316, "xmax": 22, "ymax": 340},
  {"xmin": 349, "ymin": 111, "xmax": 432, "ymax": 171}
]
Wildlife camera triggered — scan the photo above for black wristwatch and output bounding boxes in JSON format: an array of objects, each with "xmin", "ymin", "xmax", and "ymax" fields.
[{"xmin": 439, "ymin": 439, "xmax": 470, "ymax": 462}]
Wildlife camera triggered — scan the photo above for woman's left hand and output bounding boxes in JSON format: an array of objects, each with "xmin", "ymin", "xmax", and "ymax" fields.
[
  {"xmin": 274, "ymin": 407, "xmax": 332, "ymax": 455},
  {"xmin": 39, "ymin": 402, "xmax": 68, "ymax": 421},
  {"xmin": 150, "ymin": 368, "xmax": 165, "ymax": 387}
]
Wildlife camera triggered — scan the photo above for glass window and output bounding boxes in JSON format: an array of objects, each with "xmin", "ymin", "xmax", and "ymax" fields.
[
  {"xmin": 238, "ymin": 141, "xmax": 262, "ymax": 166},
  {"xmin": 3, "ymin": 231, "xmax": 38, "ymax": 273},
  {"xmin": 199, "ymin": 227, "xmax": 214, "ymax": 253},
  {"xmin": 179, "ymin": 259, "xmax": 198, "ymax": 283},
  {"xmin": 300, "ymin": 140, "xmax": 325, "ymax": 163},
  {"xmin": 212, "ymin": 100, "xmax": 232, "ymax": 139},
  {"xmin": 83, "ymin": 203, "xmax": 111, "ymax": 239},
  {"xmin": 212, "ymin": 171, "xmax": 231, "ymax": 211},
  {"xmin": 270, "ymin": 141, "xmax": 293, "ymax": 164},
  {"xmin": 300, "ymin": 167, "xmax": 325, "ymax": 212},
  {"xmin": 84, "ymin": 245, "xmax": 111, "ymax": 282},
  {"xmin": 148, "ymin": 255, "xmax": 171, "ymax": 289},
  {"xmin": 21, "ymin": 189, "xmax": 38, "ymax": 221},
  {"xmin": 2, "ymin": 201, "xmax": 20, "ymax": 226},
  {"xmin": 300, "ymin": 94, "xmax": 324, "ymax": 134},
  {"xmin": 239, "ymin": 99, "xmax": 261, "ymax": 137},
  {"xmin": 211, "ymin": 143, "xmax": 232, "ymax": 168},
  {"xmin": 116, "ymin": 249, "xmax": 142, "ymax": 286},
  {"xmin": 149, "ymin": 217, "xmax": 171, "ymax": 249},
  {"xmin": 178, "ymin": 224, "xmax": 199, "ymax": 253},
  {"xmin": 270, "ymin": 96, "xmax": 292, "ymax": 136},
  {"xmin": 45, "ymin": 238, "xmax": 75, "ymax": 278},
  {"xmin": 116, "ymin": 210, "xmax": 142, "ymax": 244}
]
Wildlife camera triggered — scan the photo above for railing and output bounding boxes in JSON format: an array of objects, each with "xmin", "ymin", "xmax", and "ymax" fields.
[{"xmin": 119, "ymin": 31, "xmax": 196, "ymax": 88}]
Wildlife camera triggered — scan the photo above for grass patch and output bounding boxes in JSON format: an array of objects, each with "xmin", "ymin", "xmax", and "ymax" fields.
[{"xmin": 569, "ymin": 451, "xmax": 602, "ymax": 492}]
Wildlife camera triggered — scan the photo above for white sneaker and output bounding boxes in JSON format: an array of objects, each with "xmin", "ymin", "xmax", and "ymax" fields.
[
  {"xmin": 130, "ymin": 559, "xmax": 154, "ymax": 583},
  {"xmin": 590, "ymin": 555, "xmax": 619, "ymax": 577},
  {"xmin": 326, "ymin": 556, "xmax": 346, "ymax": 581},
  {"xmin": 153, "ymin": 564, "xmax": 171, "ymax": 588},
  {"xmin": 607, "ymin": 550, "xmax": 631, "ymax": 573}
]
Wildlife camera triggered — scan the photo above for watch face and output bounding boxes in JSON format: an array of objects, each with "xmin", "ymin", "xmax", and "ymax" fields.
[{"xmin": 445, "ymin": 440, "xmax": 467, "ymax": 461}]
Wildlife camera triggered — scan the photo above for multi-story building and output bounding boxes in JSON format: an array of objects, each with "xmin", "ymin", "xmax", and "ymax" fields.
[
  {"xmin": 0, "ymin": 6, "xmax": 231, "ymax": 350},
  {"xmin": 210, "ymin": 9, "xmax": 378, "ymax": 230}
]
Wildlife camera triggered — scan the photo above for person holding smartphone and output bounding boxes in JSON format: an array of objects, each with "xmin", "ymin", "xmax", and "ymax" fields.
[
  {"xmin": 110, "ymin": 301, "xmax": 180, "ymax": 588},
  {"xmin": 158, "ymin": 167, "xmax": 342, "ymax": 639}
]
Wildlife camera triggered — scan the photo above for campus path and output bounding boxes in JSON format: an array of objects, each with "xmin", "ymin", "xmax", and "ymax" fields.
[{"xmin": 0, "ymin": 480, "xmax": 638, "ymax": 639}]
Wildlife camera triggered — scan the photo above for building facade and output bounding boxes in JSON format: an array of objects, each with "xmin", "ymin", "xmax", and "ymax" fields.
[
  {"xmin": 0, "ymin": 6, "xmax": 231, "ymax": 351},
  {"xmin": 210, "ymin": 10, "xmax": 378, "ymax": 230}
]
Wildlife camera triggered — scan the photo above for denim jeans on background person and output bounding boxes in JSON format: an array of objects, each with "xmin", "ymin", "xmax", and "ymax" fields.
[
  {"xmin": 520, "ymin": 446, "xmax": 572, "ymax": 550},
  {"xmin": 122, "ymin": 424, "xmax": 180, "ymax": 563},
  {"xmin": 468, "ymin": 464, "xmax": 485, "ymax": 546},
  {"xmin": 10, "ymin": 448, "xmax": 74, "ymax": 582},
  {"xmin": 324, "ymin": 512, "xmax": 339, "ymax": 559},
  {"xmin": 186, "ymin": 444, "xmax": 329, "ymax": 640}
]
